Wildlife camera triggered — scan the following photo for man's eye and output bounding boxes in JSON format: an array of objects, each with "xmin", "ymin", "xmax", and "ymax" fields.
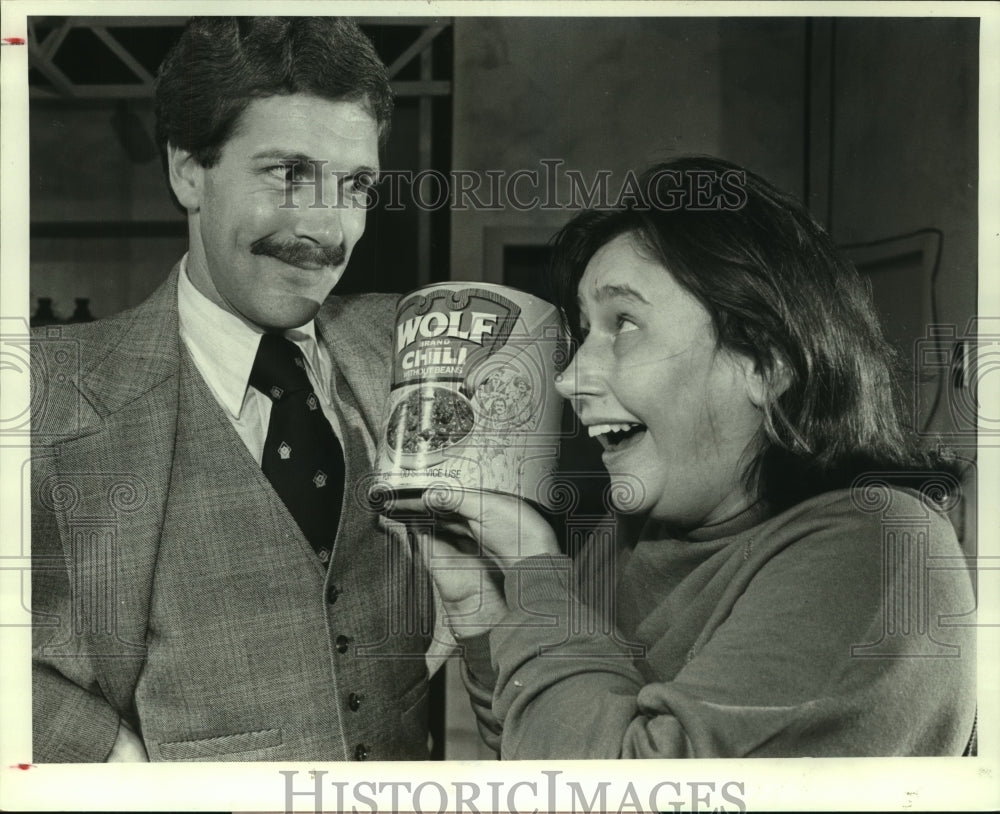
[
  {"xmin": 268, "ymin": 161, "xmax": 313, "ymax": 183},
  {"xmin": 356, "ymin": 171, "xmax": 376, "ymax": 189},
  {"xmin": 347, "ymin": 171, "xmax": 376, "ymax": 196},
  {"xmin": 339, "ymin": 172, "xmax": 377, "ymax": 207}
]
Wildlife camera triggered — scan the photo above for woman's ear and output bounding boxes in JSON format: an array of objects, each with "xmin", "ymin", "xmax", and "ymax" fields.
[
  {"xmin": 741, "ymin": 354, "xmax": 792, "ymax": 409},
  {"xmin": 167, "ymin": 144, "xmax": 204, "ymax": 212}
]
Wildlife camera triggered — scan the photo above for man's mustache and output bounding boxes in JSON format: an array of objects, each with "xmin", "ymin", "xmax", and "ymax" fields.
[{"xmin": 250, "ymin": 236, "xmax": 347, "ymax": 269}]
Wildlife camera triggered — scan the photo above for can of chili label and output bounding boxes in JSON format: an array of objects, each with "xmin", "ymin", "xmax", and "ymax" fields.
[{"xmin": 374, "ymin": 282, "xmax": 566, "ymax": 507}]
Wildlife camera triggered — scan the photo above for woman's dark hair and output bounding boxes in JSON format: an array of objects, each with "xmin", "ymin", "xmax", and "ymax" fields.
[
  {"xmin": 551, "ymin": 156, "xmax": 953, "ymax": 510},
  {"xmin": 154, "ymin": 17, "xmax": 393, "ymax": 170}
]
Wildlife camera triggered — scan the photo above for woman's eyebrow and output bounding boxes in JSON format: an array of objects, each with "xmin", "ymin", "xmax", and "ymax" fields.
[{"xmin": 591, "ymin": 283, "xmax": 650, "ymax": 305}]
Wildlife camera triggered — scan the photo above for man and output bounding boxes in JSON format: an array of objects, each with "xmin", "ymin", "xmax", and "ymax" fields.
[{"xmin": 31, "ymin": 17, "xmax": 436, "ymax": 762}]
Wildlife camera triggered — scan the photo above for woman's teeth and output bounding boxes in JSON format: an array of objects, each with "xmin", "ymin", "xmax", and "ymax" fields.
[
  {"xmin": 587, "ymin": 422, "xmax": 641, "ymax": 438},
  {"xmin": 587, "ymin": 422, "xmax": 646, "ymax": 451}
]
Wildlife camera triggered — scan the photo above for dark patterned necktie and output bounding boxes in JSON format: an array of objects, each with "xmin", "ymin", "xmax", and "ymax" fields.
[{"xmin": 249, "ymin": 333, "xmax": 344, "ymax": 564}]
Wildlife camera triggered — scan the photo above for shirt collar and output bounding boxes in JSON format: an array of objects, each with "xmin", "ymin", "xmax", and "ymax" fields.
[
  {"xmin": 283, "ymin": 322, "xmax": 329, "ymax": 405},
  {"xmin": 176, "ymin": 254, "xmax": 327, "ymax": 418}
]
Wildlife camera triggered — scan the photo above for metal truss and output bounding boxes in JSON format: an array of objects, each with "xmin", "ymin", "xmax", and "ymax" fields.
[{"xmin": 27, "ymin": 17, "xmax": 452, "ymax": 99}]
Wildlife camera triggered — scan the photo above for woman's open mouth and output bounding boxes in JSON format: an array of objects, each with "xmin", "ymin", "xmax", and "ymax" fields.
[{"xmin": 588, "ymin": 422, "xmax": 647, "ymax": 453}]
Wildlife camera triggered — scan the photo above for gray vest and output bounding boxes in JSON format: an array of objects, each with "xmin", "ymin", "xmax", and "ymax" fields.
[{"xmin": 135, "ymin": 346, "xmax": 432, "ymax": 760}]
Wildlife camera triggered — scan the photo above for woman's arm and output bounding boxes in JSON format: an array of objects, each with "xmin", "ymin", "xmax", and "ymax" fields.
[{"xmin": 486, "ymin": 500, "xmax": 976, "ymax": 759}]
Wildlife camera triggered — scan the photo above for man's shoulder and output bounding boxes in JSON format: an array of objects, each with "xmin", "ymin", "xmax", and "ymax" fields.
[
  {"xmin": 318, "ymin": 293, "xmax": 399, "ymax": 355},
  {"xmin": 30, "ymin": 266, "xmax": 180, "ymax": 359},
  {"xmin": 31, "ymin": 304, "xmax": 139, "ymax": 351},
  {"xmin": 29, "ymin": 306, "xmax": 146, "ymax": 397},
  {"xmin": 322, "ymin": 292, "xmax": 399, "ymax": 323},
  {"xmin": 30, "ymin": 269, "xmax": 181, "ymax": 436}
]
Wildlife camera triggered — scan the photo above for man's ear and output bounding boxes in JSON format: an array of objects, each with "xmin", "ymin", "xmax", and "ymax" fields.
[
  {"xmin": 167, "ymin": 144, "xmax": 204, "ymax": 211},
  {"xmin": 741, "ymin": 354, "xmax": 792, "ymax": 409}
]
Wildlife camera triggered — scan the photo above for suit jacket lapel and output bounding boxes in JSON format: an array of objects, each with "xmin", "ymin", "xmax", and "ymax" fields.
[
  {"xmin": 315, "ymin": 294, "xmax": 398, "ymax": 438},
  {"xmin": 46, "ymin": 267, "xmax": 182, "ymax": 709}
]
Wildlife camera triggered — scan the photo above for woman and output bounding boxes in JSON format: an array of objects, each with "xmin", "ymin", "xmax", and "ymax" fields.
[{"xmin": 391, "ymin": 156, "xmax": 976, "ymax": 758}]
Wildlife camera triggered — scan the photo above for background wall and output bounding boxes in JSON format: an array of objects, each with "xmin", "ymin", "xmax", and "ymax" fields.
[
  {"xmin": 450, "ymin": 17, "xmax": 977, "ymax": 336},
  {"xmin": 829, "ymin": 18, "xmax": 978, "ymax": 441},
  {"xmin": 30, "ymin": 102, "xmax": 184, "ymax": 320},
  {"xmin": 450, "ymin": 17, "xmax": 807, "ymax": 281}
]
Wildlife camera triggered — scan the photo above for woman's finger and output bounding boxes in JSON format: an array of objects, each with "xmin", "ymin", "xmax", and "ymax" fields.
[{"xmin": 373, "ymin": 485, "xmax": 560, "ymax": 564}]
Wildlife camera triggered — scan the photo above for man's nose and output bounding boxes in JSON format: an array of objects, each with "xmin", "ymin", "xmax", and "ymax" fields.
[
  {"xmin": 554, "ymin": 338, "xmax": 605, "ymax": 400},
  {"xmin": 291, "ymin": 190, "xmax": 348, "ymax": 246}
]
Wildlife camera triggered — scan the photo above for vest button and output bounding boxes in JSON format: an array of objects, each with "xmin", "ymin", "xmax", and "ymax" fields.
[
  {"xmin": 354, "ymin": 743, "xmax": 369, "ymax": 761},
  {"xmin": 348, "ymin": 692, "xmax": 362, "ymax": 711},
  {"xmin": 326, "ymin": 584, "xmax": 342, "ymax": 604},
  {"xmin": 335, "ymin": 635, "xmax": 352, "ymax": 654}
]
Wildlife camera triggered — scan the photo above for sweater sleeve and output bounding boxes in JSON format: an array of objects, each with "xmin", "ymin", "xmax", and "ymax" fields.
[
  {"xmin": 488, "ymin": 494, "xmax": 976, "ymax": 759},
  {"xmin": 457, "ymin": 634, "xmax": 502, "ymax": 756}
]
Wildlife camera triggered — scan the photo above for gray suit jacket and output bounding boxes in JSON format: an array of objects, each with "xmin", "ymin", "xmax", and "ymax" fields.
[{"xmin": 31, "ymin": 265, "xmax": 434, "ymax": 762}]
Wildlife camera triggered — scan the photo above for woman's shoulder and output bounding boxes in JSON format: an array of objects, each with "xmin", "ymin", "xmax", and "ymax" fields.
[
  {"xmin": 757, "ymin": 481, "xmax": 963, "ymax": 562},
  {"xmin": 774, "ymin": 481, "xmax": 959, "ymax": 527},
  {"xmin": 724, "ymin": 483, "xmax": 973, "ymax": 654}
]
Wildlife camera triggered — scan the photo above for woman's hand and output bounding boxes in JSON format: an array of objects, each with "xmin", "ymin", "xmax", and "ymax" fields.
[
  {"xmin": 391, "ymin": 486, "xmax": 561, "ymax": 569},
  {"xmin": 381, "ymin": 487, "xmax": 560, "ymax": 637}
]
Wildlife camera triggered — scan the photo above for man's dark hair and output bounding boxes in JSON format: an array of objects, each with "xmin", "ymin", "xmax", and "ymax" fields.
[
  {"xmin": 551, "ymin": 155, "xmax": 954, "ymax": 511},
  {"xmin": 154, "ymin": 17, "xmax": 392, "ymax": 169}
]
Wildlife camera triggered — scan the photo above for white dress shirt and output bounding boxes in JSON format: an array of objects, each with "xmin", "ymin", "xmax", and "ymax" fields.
[{"xmin": 176, "ymin": 254, "xmax": 344, "ymax": 463}]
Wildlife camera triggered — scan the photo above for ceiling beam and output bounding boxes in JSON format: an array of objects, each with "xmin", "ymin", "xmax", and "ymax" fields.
[
  {"xmin": 29, "ymin": 16, "xmax": 451, "ymax": 28},
  {"xmin": 25, "ymin": 19, "xmax": 452, "ymax": 100},
  {"xmin": 35, "ymin": 19, "xmax": 72, "ymax": 60},
  {"xmin": 27, "ymin": 50, "xmax": 77, "ymax": 98},
  {"xmin": 387, "ymin": 23, "xmax": 447, "ymax": 79},
  {"xmin": 91, "ymin": 25, "xmax": 156, "ymax": 85},
  {"xmin": 30, "ymin": 79, "xmax": 451, "ymax": 101}
]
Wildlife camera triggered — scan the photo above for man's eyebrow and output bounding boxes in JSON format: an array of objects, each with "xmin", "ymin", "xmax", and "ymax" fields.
[
  {"xmin": 351, "ymin": 164, "xmax": 380, "ymax": 178},
  {"xmin": 250, "ymin": 150, "xmax": 313, "ymax": 163},
  {"xmin": 249, "ymin": 151, "xmax": 380, "ymax": 176}
]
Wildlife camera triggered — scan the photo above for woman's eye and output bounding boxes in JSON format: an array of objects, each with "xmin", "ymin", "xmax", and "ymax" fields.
[{"xmin": 615, "ymin": 315, "xmax": 638, "ymax": 334}]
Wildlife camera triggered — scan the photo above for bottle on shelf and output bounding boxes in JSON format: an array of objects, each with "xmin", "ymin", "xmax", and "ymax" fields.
[
  {"xmin": 68, "ymin": 298, "xmax": 95, "ymax": 323},
  {"xmin": 31, "ymin": 297, "xmax": 60, "ymax": 327}
]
